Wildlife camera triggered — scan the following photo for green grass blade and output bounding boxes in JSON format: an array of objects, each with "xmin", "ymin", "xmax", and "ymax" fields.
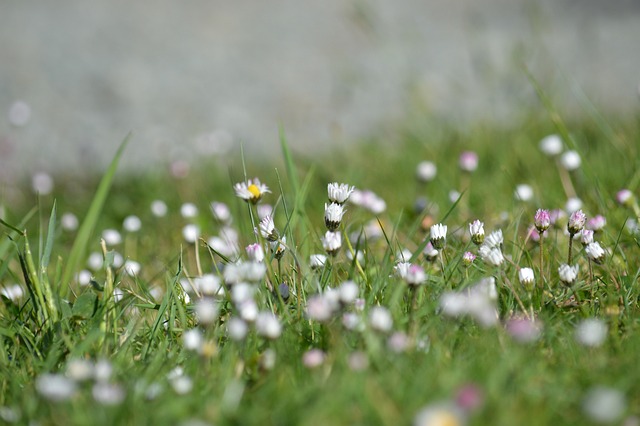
[
  {"xmin": 61, "ymin": 133, "xmax": 130, "ymax": 288},
  {"xmin": 41, "ymin": 200, "xmax": 56, "ymax": 271}
]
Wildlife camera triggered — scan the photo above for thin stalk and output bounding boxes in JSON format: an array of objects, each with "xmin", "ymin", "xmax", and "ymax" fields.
[{"xmin": 567, "ymin": 234, "xmax": 574, "ymax": 265}]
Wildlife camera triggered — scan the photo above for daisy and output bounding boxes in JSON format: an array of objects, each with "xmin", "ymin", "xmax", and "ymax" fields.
[
  {"xmin": 256, "ymin": 215, "xmax": 279, "ymax": 241},
  {"xmin": 234, "ymin": 178, "xmax": 270, "ymax": 204},
  {"xmin": 430, "ymin": 223, "xmax": 447, "ymax": 250},
  {"xmin": 325, "ymin": 202, "xmax": 345, "ymax": 231},
  {"xmin": 468, "ymin": 220, "xmax": 484, "ymax": 245},
  {"xmin": 328, "ymin": 182, "xmax": 355, "ymax": 204},
  {"xmin": 322, "ymin": 231, "xmax": 342, "ymax": 256}
]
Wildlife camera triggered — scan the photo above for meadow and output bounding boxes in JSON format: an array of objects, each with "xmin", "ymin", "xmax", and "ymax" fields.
[{"xmin": 1, "ymin": 106, "xmax": 640, "ymax": 425}]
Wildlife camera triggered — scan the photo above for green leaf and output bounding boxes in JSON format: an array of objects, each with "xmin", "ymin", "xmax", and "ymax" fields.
[
  {"xmin": 71, "ymin": 292, "xmax": 98, "ymax": 319},
  {"xmin": 61, "ymin": 134, "xmax": 130, "ymax": 288},
  {"xmin": 41, "ymin": 200, "xmax": 57, "ymax": 270}
]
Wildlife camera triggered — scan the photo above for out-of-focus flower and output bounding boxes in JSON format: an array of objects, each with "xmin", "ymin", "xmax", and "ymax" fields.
[
  {"xmin": 1, "ymin": 284, "xmax": 24, "ymax": 301},
  {"xmin": 565, "ymin": 197, "xmax": 583, "ymax": 214},
  {"xmin": 270, "ymin": 237, "xmax": 287, "ymax": 260},
  {"xmin": 195, "ymin": 298, "xmax": 220, "ymax": 325},
  {"xmin": 440, "ymin": 277, "xmax": 498, "ymax": 327},
  {"xmin": 61, "ymin": 212, "xmax": 79, "ymax": 231},
  {"xmin": 416, "ymin": 161, "xmax": 437, "ymax": 183},
  {"xmin": 582, "ymin": 386, "xmax": 626, "ymax": 424},
  {"xmin": 404, "ymin": 264, "xmax": 427, "ymax": 286},
  {"xmin": 328, "ymin": 182, "xmax": 355, "ymax": 205},
  {"xmin": 575, "ymin": 318, "xmax": 608, "ymax": 347},
  {"xmin": 66, "ymin": 358, "xmax": 94, "ymax": 382},
  {"xmin": 210, "ymin": 201, "xmax": 232, "ymax": 223},
  {"xmin": 180, "ymin": 202, "xmax": 199, "ymax": 219},
  {"xmin": 245, "ymin": 243, "xmax": 264, "ymax": 263},
  {"xmin": 93, "ymin": 383, "xmax": 126, "ymax": 405},
  {"xmin": 32, "ymin": 172, "xmax": 54, "ymax": 195},
  {"xmin": 423, "ymin": 242, "xmax": 439, "ymax": 261},
  {"xmin": 616, "ymin": 189, "xmax": 634, "ymax": 207},
  {"xmin": 414, "ymin": 402, "xmax": 466, "ymax": 426},
  {"xmin": 322, "ymin": 231, "xmax": 342, "ymax": 256},
  {"xmin": 102, "ymin": 229, "xmax": 122, "ymax": 246},
  {"xmin": 505, "ymin": 316, "xmax": 543, "ymax": 343},
  {"xmin": 150, "ymin": 200, "xmax": 168, "ymax": 217},
  {"xmin": 306, "ymin": 294, "xmax": 337, "ymax": 322},
  {"xmin": 183, "ymin": 329, "xmax": 204, "ymax": 352},
  {"xmin": 123, "ymin": 215, "xmax": 141, "ymax": 232},
  {"xmin": 234, "ymin": 178, "xmax": 270, "ymax": 204},
  {"xmin": 369, "ymin": 306, "xmax": 393, "ymax": 333},
  {"xmin": 587, "ymin": 215, "xmax": 606, "ymax": 231},
  {"xmin": 430, "ymin": 223, "xmax": 447, "ymax": 250},
  {"xmin": 515, "ymin": 184, "xmax": 534, "ymax": 202},
  {"xmin": 459, "ymin": 151, "xmax": 479, "ymax": 172},
  {"xmin": 302, "ymin": 349, "xmax": 326, "ymax": 369},
  {"xmin": 558, "ymin": 264, "xmax": 579, "ymax": 285},
  {"xmin": 339, "ymin": 281, "xmax": 359, "ymax": 304},
  {"xmin": 349, "ymin": 189, "xmax": 386, "ymax": 214},
  {"xmin": 387, "ymin": 332, "xmax": 410, "ymax": 353},
  {"xmin": 560, "ymin": 150, "xmax": 581, "ymax": 171},
  {"xmin": 227, "ymin": 317, "xmax": 249, "ymax": 341},
  {"xmin": 255, "ymin": 312, "xmax": 282, "ymax": 340},
  {"xmin": 182, "ymin": 224, "xmax": 200, "ymax": 244},
  {"xmin": 36, "ymin": 374, "xmax": 76, "ymax": 401},
  {"xmin": 539, "ymin": 134, "xmax": 563, "ymax": 156}
]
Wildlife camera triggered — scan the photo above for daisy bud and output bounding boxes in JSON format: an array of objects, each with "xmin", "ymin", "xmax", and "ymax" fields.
[
  {"xmin": 234, "ymin": 178, "xmax": 270, "ymax": 204},
  {"xmin": 322, "ymin": 231, "xmax": 342, "ymax": 256},
  {"xmin": 416, "ymin": 161, "xmax": 437, "ymax": 183},
  {"xmin": 581, "ymin": 230, "xmax": 594, "ymax": 246},
  {"xmin": 534, "ymin": 209, "xmax": 551, "ymax": 233},
  {"xmin": 256, "ymin": 216, "xmax": 279, "ymax": 242},
  {"xmin": 327, "ymin": 182, "xmax": 355, "ymax": 205},
  {"xmin": 560, "ymin": 150, "xmax": 581, "ymax": 171},
  {"xmin": 558, "ymin": 264, "xmax": 579, "ymax": 285},
  {"xmin": 324, "ymin": 202, "xmax": 345, "ymax": 231},
  {"xmin": 539, "ymin": 134, "xmax": 563, "ymax": 156},
  {"xmin": 430, "ymin": 223, "xmax": 447, "ymax": 250},
  {"xmin": 468, "ymin": 220, "xmax": 485, "ymax": 245},
  {"xmin": 568, "ymin": 209, "xmax": 587, "ymax": 235},
  {"xmin": 585, "ymin": 242, "xmax": 605, "ymax": 264},
  {"xmin": 518, "ymin": 267, "xmax": 535, "ymax": 286},
  {"xmin": 423, "ymin": 241, "xmax": 439, "ymax": 261},
  {"xmin": 462, "ymin": 251, "xmax": 476, "ymax": 266},
  {"xmin": 459, "ymin": 151, "xmax": 479, "ymax": 172}
]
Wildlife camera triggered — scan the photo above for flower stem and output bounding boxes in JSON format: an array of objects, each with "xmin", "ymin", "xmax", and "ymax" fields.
[{"xmin": 567, "ymin": 233, "xmax": 574, "ymax": 265}]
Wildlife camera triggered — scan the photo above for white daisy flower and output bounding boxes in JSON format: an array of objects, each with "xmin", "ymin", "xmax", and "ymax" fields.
[
  {"xmin": 234, "ymin": 178, "xmax": 270, "ymax": 204},
  {"xmin": 327, "ymin": 182, "xmax": 355, "ymax": 204}
]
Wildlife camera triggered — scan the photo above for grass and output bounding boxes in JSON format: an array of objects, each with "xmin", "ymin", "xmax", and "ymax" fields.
[{"xmin": 0, "ymin": 108, "xmax": 639, "ymax": 425}]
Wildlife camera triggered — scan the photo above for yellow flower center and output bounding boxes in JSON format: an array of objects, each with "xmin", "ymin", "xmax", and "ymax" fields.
[{"xmin": 248, "ymin": 184, "xmax": 261, "ymax": 199}]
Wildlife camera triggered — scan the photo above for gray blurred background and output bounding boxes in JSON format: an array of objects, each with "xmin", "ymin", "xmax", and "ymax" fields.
[{"xmin": 1, "ymin": 0, "xmax": 639, "ymax": 179}]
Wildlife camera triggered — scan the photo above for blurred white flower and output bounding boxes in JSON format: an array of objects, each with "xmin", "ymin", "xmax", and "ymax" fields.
[
  {"xmin": 32, "ymin": 172, "xmax": 54, "ymax": 195},
  {"xmin": 36, "ymin": 374, "xmax": 76, "ymax": 401},
  {"xmin": 182, "ymin": 224, "xmax": 200, "ymax": 243},
  {"xmin": 575, "ymin": 318, "xmax": 607, "ymax": 347},
  {"xmin": 560, "ymin": 150, "xmax": 581, "ymax": 171},
  {"xmin": 180, "ymin": 202, "xmax": 199, "ymax": 218},
  {"xmin": 227, "ymin": 317, "xmax": 248, "ymax": 341},
  {"xmin": 369, "ymin": 306, "xmax": 393, "ymax": 333},
  {"xmin": 255, "ymin": 312, "xmax": 282, "ymax": 339},
  {"xmin": 539, "ymin": 134, "xmax": 563, "ymax": 156},
  {"xmin": 302, "ymin": 349, "xmax": 326, "ymax": 369},
  {"xmin": 582, "ymin": 386, "xmax": 626, "ymax": 424},
  {"xmin": 102, "ymin": 229, "xmax": 122, "ymax": 246},
  {"xmin": 150, "ymin": 200, "xmax": 168, "ymax": 217},
  {"xmin": 1, "ymin": 284, "xmax": 24, "ymax": 301},
  {"xmin": 416, "ymin": 161, "xmax": 437, "ymax": 183},
  {"xmin": 515, "ymin": 184, "xmax": 534, "ymax": 202},
  {"xmin": 183, "ymin": 328, "xmax": 204, "ymax": 352},
  {"xmin": 93, "ymin": 383, "xmax": 125, "ymax": 405},
  {"xmin": 61, "ymin": 212, "xmax": 79, "ymax": 231},
  {"xmin": 123, "ymin": 215, "xmax": 142, "ymax": 232}
]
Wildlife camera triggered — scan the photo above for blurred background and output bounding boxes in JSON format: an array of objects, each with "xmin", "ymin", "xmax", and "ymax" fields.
[{"xmin": 1, "ymin": 0, "xmax": 639, "ymax": 179}]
